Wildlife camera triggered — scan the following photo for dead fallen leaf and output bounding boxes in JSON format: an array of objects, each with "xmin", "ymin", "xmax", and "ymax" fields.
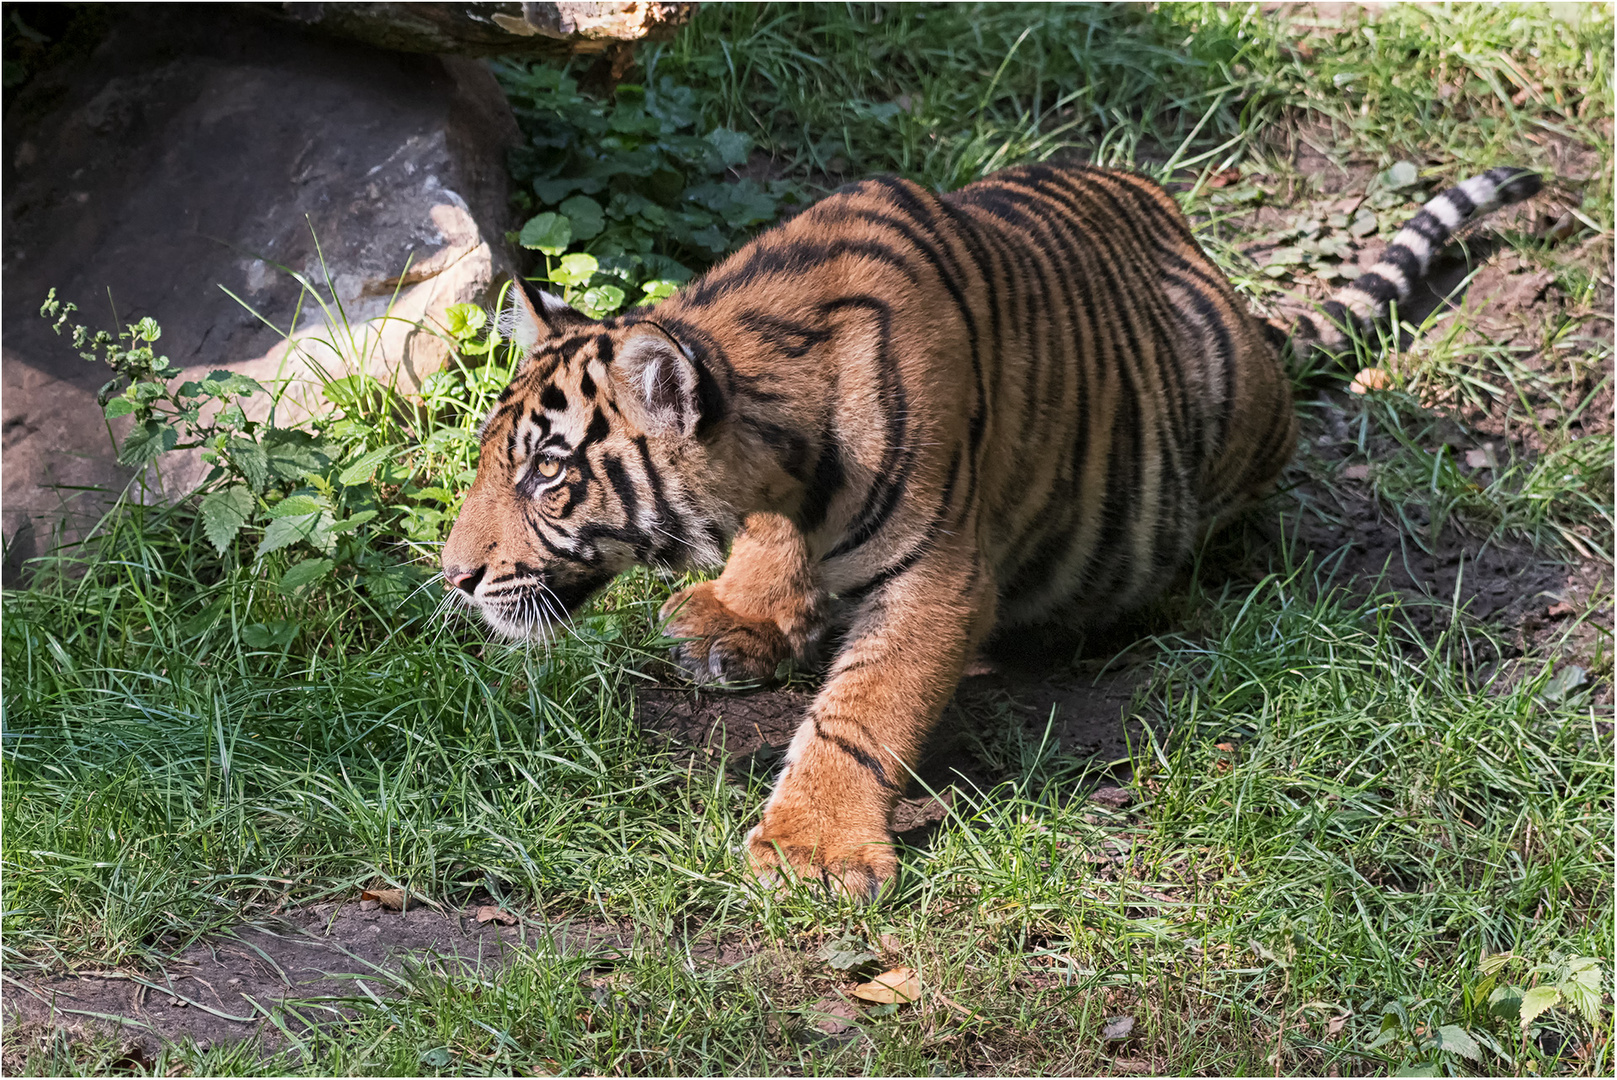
[
  {"xmin": 1547, "ymin": 601, "xmax": 1575, "ymax": 618},
  {"xmin": 1214, "ymin": 742, "xmax": 1236, "ymax": 753},
  {"xmin": 1207, "ymin": 166, "xmax": 1242, "ymax": 188},
  {"xmin": 1465, "ymin": 443, "xmax": 1500, "ymax": 470},
  {"xmin": 806, "ymin": 998, "xmax": 859, "ymax": 1035},
  {"xmin": 1327, "ymin": 1013, "xmax": 1351, "ymax": 1038},
  {"xmin": 361, "ymin": 888, "xmax": 409, "ymax": 911},
  {"xmin": 473, "ymin": 904, "xmax": 517, "ymax": 925},
  {"xmin": 851, "ymin": 966, "xmax": 921, "ymax": 1005},
  {"xmin": 1102, "ymin": 1015, "xmax": 1137, "ymax": 1041},
  {"xmin": 1348, "ymin": 367, "xmax": 1390, "ymax": 394},
  {"xmin": 1110, "ymin": 1059, "xmax": 1152, "ymax": 1074},
  {"xmin": 1342, "ymin": 463, "xmax": 1371, "ymax": 481}
]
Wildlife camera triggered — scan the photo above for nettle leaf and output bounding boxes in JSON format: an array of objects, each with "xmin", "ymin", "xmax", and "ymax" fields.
[
  {"xmin": 278, "ymin": 557, "xmax": 334, "ymax": 593},
  {"xmin": 118, "ymin": 420, "xmax": 179, "ymax": 466},
  {"xmin": 200, "ymin": 485, "xmax": 255, "ymax": 555},
  {"xmin": 201, "ymin": 370, "xmax": 265, "ymax": 398},
  {"xmin": 264, "ymin": 429, "xmax": 333, "ymax": 481},
  {"xmin": 1431, "ymin": 1026, "xmax": 1481, "ymax": 1062},
  {"xmin": 520, "ymin": 211, "xmax": 573, "ymax": 255},
  {"xmin": 103, "ymin": 396, "xmax": 136, "ymax": 419},
  {"xmin": 267, "ymin": 494, "xmax": 324, "ymax": 519},
  {"xmin": 226, "ymin": 438, "xmax": 271, "ymax": 492},
  {"xmin": 338, "ymin": 444, "xmax": 402, "ymax": 487},
  {"xmin": 255, "ymin": 511, "xmax": 334, "ymax": 560},
  {"xmin": 1517, "ymin": 985, "xmax": 1562, "ymax": 1029},
  {"xmin": 559, "ymin": 194, "xmax": 606, "ymax": 240}
]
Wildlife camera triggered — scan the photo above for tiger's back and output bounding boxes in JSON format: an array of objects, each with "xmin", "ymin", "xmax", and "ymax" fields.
[{"xmin": 646, "ymin": 163, "xmax": 1295, "ymax": 628}]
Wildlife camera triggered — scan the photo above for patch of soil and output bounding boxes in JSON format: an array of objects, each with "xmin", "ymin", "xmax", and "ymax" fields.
[{"xmin": 1, "ymin": 904, "xmax": 637, "ymax": 1062}]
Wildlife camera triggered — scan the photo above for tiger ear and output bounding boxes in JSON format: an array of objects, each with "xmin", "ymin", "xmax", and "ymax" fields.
[
  {"xmin": 499, "ymin": 277, "xmax": 593, "ymax": 358},
  {"xmin": 613, "ymin": 323, "xmax": 708, "ymax": 438}
]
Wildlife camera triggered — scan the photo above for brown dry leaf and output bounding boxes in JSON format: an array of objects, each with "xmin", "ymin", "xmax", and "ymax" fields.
[
  {"xmin": 806, "ymin": 998, "xmax": 859, "ymax": 1035},
  {"xmin": 1214, "ymin": 742, "xmax": 1236, "ymax": 753},
  {"xmin": 1207, "ymin": 167, "xmax": 1242, "ymax": 188},
  {"xmin": 1342, "ymin": 463, "xmax": 1371, "ymax": 481},
  {"xmin": 1327, "ymin": 1013, "xmax": 1350, "ymax": 1039},
  {"xmin": 1348, "ymin": 367, "xmax": 1390, "ymax": 394},
  {"xmin": 361, "ymin": 888, "xmax": 409, "ymax": 911},
  {"xmin": 1547, "ymin": 601, "xmax": 1575, "ymax": 618},
  {"xmin": 877, "ymin": 932, "xmax": 902, "ymax": 956},
  {"xmin": 851, "ymin": 966, "xmax": 921, "ymax": 1005},
  {"xmin": 474, "ymin": 904, "xmax": 517, "ymax": 925}
]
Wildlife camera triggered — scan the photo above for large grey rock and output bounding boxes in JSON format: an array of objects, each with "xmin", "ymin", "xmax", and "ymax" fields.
[
  {"xmin": 260, "ymin": 2, "xmax": 692, "ymax": 58},
  {"xmin": 2, "ymin": 6, "xmax": 521, "ymax": 581}
]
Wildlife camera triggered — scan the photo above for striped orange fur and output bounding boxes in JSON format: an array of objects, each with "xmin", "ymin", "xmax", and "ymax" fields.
[{"xmin": 442, "ymin": 162, "xmax": 1540, "ymax": 898}]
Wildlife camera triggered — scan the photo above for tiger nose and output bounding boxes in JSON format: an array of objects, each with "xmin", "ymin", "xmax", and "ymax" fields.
[{"xmin": 445, "ymin": 564, "xmax": 486, "ymax": 596}]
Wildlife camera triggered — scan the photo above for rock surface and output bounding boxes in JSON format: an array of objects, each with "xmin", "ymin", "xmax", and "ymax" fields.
[
  {"xmin": 2, "ymin": 6, "xmax": 520, "ymax": 582},
  {"xmin": 260, "ymin": 1, "xmax": 692, "ymax": 57}
]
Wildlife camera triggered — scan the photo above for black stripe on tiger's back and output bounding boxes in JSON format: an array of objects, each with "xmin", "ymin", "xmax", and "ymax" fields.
[
  {"xmin": 737, "ymin": 310, "xmax": 834, "ymax": 357},
  {"xmin": 821, "ymin": 295, "xmax": 912, "ymax": 559}
]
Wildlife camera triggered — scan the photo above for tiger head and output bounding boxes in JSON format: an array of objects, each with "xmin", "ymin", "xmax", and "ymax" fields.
[{"xmin": 441, "ymin": 282, "xmax": 736, "ymax": 640}]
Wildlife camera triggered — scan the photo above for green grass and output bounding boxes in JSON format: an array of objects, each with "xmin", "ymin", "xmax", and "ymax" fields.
[{"xmin": 4, "ymin": 2, "xmax": 1612, "ymax": 1076}]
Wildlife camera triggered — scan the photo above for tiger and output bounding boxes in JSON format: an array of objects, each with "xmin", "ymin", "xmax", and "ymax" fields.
[{"xmin": 441, "ymin": 162, "xmax": 1541, "ymax": 899}]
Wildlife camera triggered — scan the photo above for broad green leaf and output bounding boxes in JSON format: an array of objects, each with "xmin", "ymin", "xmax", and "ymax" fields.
[
  {"xmin": 103, "ymin": 396, "xmax": 136, "ymax": 419},
  {"xmin": 337, "ymin": 445, "xmax": 401, "ymax": 487},
  {"xmin": 1393, "ymin": 1064, "xmax": 1437, "ymax": 1077},
  {"xmin": 550, "ymin": 252, "xmax": 599, "ymax": 288},
  {"xmin": 575, "ymin": 284, "xmax": 626, "ymax": 319},
  {"xmin": 278, "ymin": 557, "xmax": 334, "ymax": 592},
  {"xmin": 641, "ymin": 279, "xmax": 680, "ymax": 303},
  {"xmin": 267, "ymin": 494, "xmax": 323, "ymax": 519},
  {"xmin": 1431, "ymin": 1026, "xmax": 1481, "ymax": 1061},
  {"xmin": 199, "ymin": 485, "xmax": 254, "ymax": 555},
  {"xmin": 241, "ymin": 620, "xmax": 297, "ymax": 650},
  {"xmin": 1349, "ymin": 209, "xmax": 1379, "ymax": 237},
  {"xmin": 444, "ymin": 303, "xmax": 486, "ymax": 339},
  {"xmin": 1488, "ymin": 984, "xmax": 1524, "ymax": 1021},
  {"xmin": 519, "ymin": 211, "xmax": 572, "ymax": 255},
  {"xmin": 264, "ymin": 429, "xmax": 332, "ymax": 480},
  {"xmin": 256, "ymin": 511, "xmax": 325, "ymax": 559},
  {"xmin": 201, "ymin": 370, "xmax": 265, "ymax": 398},
  {"xmin": 704, "ymin": 127, "xmax": 750, "ymax": 168},
  {"xmin": 117, "ymin": 420, "xmax": 178, "ymax": 466},
  {"xmin": 1518, "ymin": 985, "xmax": 1561, "ymax": 1029},
  {"xmin": 1479, "ymin": 952, "xmax": 1515, "ymax": 977},
  {"xmin": 815, "ymin": 934, "xmax": 877, "ymax": 972},
  {"xmin": 1383, "ymin": 160, "xmax": 1420, "ymax": 189},
  {"xmin": 559, "ymin": 195, "xmax": 605, "ymax": 241}
]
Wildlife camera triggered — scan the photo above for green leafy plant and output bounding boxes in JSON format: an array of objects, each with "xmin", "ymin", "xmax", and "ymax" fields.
[
  {"xmin": 38, "ymin": 278, "xmax": 522, "ymax": 622},
  {"xmin": 496, "ymin": 65, "xmax": 801, "ymax": 318}
]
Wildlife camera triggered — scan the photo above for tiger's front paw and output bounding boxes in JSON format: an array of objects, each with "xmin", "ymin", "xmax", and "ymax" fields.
[
  {"xmin": 745, "ymin": 816, "xmax": 898, "ymax": 904},
  {"xmin": 661, "ymin": 581, "xmax": 790, "ymax": 684}
]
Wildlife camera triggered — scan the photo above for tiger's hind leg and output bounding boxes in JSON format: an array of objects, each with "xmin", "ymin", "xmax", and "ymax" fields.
[
  {"xmin": 661, "ymin": 512, "xmax": 827, "ymax": 683},
  {"xmin": 747, "ymin": 542, "xmax": 996, "ymax": 900}
]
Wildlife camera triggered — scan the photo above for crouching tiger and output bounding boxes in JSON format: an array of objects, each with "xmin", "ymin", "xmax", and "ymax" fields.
[{"xmin": 442, "ymin": 162, "xmax": 1541, "ymax": 899}]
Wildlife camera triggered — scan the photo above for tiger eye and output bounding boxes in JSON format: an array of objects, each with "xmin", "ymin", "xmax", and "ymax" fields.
[{"xmin": 536, "ymin": 458, "xmax": 563, "ymax": 479}]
